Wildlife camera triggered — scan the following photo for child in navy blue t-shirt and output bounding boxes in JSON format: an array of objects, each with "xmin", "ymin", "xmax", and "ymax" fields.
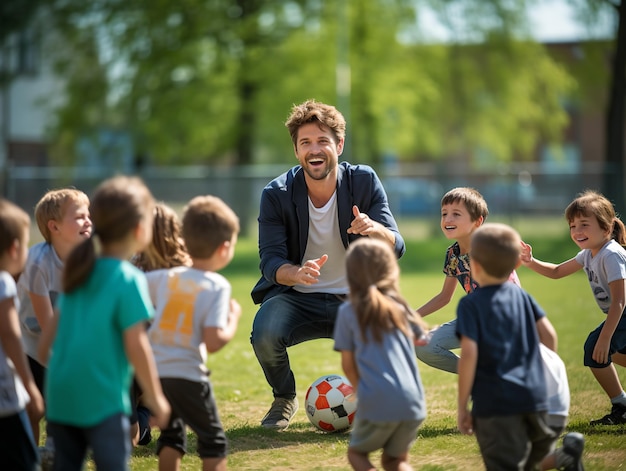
[{"xmin": 457, "ymin": 223, "xmax": 557, "ymax": 470}]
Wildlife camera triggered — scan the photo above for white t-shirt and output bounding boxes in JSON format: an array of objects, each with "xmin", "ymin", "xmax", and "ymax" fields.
[
  {"xmin": 0, "ymin": 271, "xmax": 30, "ymax": 417},
  {"xmin": 17, "ymin": 242, "xmax": 63, "ymax": 365},
  {"xmin": 575, "ymin": 239, "xmax": 626, "ymax": 314},
  {"xmin": 146, "ymin": 266, "xmax": 231, "ymax": 382},
  {"xmin": 539, "ymin": 344, "xmax": 570, "ymax": 426},
  {"xmin": 294, "ymin": 191, "xmax": 348, "ymax": 294}
]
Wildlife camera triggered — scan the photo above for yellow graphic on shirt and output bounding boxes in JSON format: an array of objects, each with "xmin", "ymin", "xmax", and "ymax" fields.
[{"xmin": 151, "ymin": 273, "xmax": 202, "ymax": 347}]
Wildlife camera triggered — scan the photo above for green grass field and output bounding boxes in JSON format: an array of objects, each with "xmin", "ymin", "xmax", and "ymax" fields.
[{"xmin": 89, "ymin": 217, "xmax": 625, "ymax": 470}]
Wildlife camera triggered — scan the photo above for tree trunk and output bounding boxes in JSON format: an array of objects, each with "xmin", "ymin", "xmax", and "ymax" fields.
[{"xmin": 605, "ymin": 0, "xmax": 626, "ymax": 215}]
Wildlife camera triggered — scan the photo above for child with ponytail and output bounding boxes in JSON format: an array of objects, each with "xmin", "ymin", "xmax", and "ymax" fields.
[
  {"xmin": 39, "ymin": 176, "xmax": 170, "ymax": 470},
  {"xmin": 522, "ymin": 190, "xmax": 626, "ymax": 426},
  {"xmin": 333, "ymin": 238, "xmax": 428, "ymax": 471}
]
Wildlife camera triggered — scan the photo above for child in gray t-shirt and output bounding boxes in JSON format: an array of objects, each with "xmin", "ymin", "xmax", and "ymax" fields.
[{"xmin": 334, "ymin": 238, "xmax": 428, "ymax": 471}]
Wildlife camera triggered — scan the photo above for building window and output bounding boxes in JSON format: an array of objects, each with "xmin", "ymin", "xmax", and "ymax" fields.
[{"xmin": 16, "ymin": 28, "xmax": 40, "ymax": 75}]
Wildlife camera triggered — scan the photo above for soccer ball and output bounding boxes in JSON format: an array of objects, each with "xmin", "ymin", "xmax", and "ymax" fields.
[{"xmin": 305, "ymin": 374, "xmax": 357, "ymax": 432}]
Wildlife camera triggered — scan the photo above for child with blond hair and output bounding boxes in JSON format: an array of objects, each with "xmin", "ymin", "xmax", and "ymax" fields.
[{"xmin": 17, "ymin": 188, "xmax": 91, "ymax": 451}]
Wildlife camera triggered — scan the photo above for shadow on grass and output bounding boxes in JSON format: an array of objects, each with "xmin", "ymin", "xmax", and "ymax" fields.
[
  {"xmin": 222, "ymin": 421, "xmax": 461, "ymax": 454},
  {"xmin": 417, "ymin": 424, "xmax": 462, "ymax": 438},
  {"xmin": 226, "ymin": 422, "xmax": 351, "ymax": 453},
  {"xmin": 566, "ymin": 423, "xmax": 626, "ymax": 436}
]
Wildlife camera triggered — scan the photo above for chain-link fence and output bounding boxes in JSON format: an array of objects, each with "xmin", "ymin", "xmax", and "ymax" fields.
[{"xmin": 4, "ymin": 162, "xmax": 608, "ymax": 236}]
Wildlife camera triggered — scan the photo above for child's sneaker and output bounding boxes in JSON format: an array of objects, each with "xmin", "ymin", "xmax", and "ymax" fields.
[
  {"xmin": 137, "ymin": 405, "xmax": 152, "ymax": 446},
  {"xmin": 589, "ymin": 403, "xmax": 626, "ymax": 425},
  {"xmin": 39, "ymin": 446, "xmax": 54, "ymax": 471},
  {"xmin": 561, "ymin": 432, "xmax": 585, "ymax": 471}
]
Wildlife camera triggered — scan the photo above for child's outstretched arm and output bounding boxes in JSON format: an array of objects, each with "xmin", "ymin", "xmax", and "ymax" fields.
[
  {"xmin": 417, "ymin": 276, "xmax": 458, "ymax": 317},
  {"xmin": 0, "ymin": 297, "xmax": 44, "ymax": 422},
  {"xmin": 520, "ymin": 241, "xmax": 582, "ymax": 279},
  {"xmin": 203, "ymin": 299, "xmax": 242, "ymax": 353},
  {"xmin": 457, "ymin": 335, "xmax": 477, "ymax": 435},
  {"xmin": 593, "ymin": 279, "xmax": 626, "ymax": 365},
  {"xmin": 124, "ymin": 323, "xmax": 170, "ymax": 429}
]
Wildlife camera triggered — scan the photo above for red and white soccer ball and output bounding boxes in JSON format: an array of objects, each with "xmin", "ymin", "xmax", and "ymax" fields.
[{"xmin": 305, "ymin": 374, "xmax": 357, "ymax": 432}]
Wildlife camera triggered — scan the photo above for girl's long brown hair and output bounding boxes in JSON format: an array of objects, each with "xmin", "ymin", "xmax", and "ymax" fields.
[
  {"xmin": 132, "ymin": 202, "xmax": 190, "ymax": 271},
  {"xmin": 346, "ymin": 238, "xmax": 427, "ymax": 343}
]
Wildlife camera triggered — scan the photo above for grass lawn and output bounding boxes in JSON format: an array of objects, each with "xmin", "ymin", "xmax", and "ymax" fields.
[{"xmin": 81, "ymin": 217, "xmax": 625, "ymax": 470}]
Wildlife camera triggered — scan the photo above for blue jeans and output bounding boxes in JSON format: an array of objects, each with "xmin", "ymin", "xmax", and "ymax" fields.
[
  {"xmin": 414, "ymin": 319, "xmax": 459, "ymax": 374},
  {"xmin": 49, "ymin": 413, "xmax": 130, "ymax": 471},
  {"xmin": 250, "ymin": 290, "xmax": 343, "ymax": 398}
]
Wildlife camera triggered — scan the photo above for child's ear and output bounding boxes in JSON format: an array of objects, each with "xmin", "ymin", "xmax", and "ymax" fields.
[
  {"xmin": 47, "ymin": 219, "xmax": 59, "ymax": 234},
  {"xmin": 219, "ymin": 240, "xmax": 231, "ymax": 256},
  {"xmin": 7, "ymin": 238, "xmax": 20, "ymax": 260}
]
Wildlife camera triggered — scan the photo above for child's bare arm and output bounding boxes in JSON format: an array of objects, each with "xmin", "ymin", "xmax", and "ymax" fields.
[
  {"xmin": 593, "ymin": 279, "xmax": 626, "ymax": 365},
  {"xmin": 124, "ymin": 323, "xmax": 170, "ymax": 429},
  {"xmin": 536, "ymin": 316, "xmax": 558, "ymax": 352},
  {"xmin": 37, "ymin": 308, "xmax": 58, "ymax": 365},
  {"xmin": 0, "ymin": 298, "xmax": 44, "ymax": 421},
  {"xmin": 28, "ymin": 291, "xmax": 55, "ymax": 333},
  {"xmin": 417, "ymin": 276, "xmax": 457, "ymax": 317},
  {"xmin": 457, "ymin": 335, "xmax": 477, "ymax": 436},
  {"xmin": 340, "ymin": 350, "xmax": 359, "ymax": 393},
  {"xmin": 520, "ymin": 241, "xmax": 582, "ymax": 279},
  {"xmin": 203, "ymin": 299, "xmax": 241, "ymax": 353}
]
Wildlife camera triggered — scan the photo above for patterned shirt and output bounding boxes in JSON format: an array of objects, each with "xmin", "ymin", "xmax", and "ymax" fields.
[{"xmin": 443, "ymin": 241, "xmax": 521, "ymax": 293}]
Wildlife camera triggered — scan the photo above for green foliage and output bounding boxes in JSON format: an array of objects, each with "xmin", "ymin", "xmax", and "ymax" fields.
[{"xmin": 39, "ymin": 0, "xmax": 581, "ymax": 166}]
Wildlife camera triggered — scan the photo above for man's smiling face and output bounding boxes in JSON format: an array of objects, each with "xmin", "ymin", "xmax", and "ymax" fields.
[{"xmin": 294, "ymin": 121, "xmax": 343, "ymax": 182}]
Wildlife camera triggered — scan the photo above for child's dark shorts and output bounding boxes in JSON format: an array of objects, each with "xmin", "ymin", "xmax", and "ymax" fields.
[
  {"xmin": 156, "ymin": 378, "xmax": 227, "ymax": 459},
  {"xmin": 583, "ymin": 314, "xmax": 626, "ymax": 368}
]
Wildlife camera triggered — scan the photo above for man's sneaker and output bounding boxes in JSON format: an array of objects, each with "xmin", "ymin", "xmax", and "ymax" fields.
[
  {"xmin": 561, "ymin": 432, "xmax": 585, "ymax": 471},
  {"xmin": 261, "ymin": 397, "xmax": 299, "ymax": 431},
  {"xmin": 589, "ymin": 403, "xmax": 626, "ymax": 425}
]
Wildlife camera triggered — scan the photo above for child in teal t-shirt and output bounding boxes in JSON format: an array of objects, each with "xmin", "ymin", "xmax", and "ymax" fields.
[{"xmin": 40, "ymin": 176, "xmax": 170, "ymax": 471}]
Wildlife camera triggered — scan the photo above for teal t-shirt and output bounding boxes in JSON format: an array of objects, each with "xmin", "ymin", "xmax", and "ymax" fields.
[{"xmin": 46, "ymin": 258, "xmax": 153, "ymax": 427}]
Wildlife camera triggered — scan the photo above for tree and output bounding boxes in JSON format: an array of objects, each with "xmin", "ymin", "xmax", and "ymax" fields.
[
  {"xmin": 604, "ymin": 0, "xmax": 625, "ymax": 215},
  {"xmin": 38, "ymin": 0, "xmax": 576, "ymax": 167}
]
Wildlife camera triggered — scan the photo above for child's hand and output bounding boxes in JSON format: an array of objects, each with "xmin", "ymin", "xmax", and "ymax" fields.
[
  {"xmin": 229, "ymin": 299, "xmax": 242, "ymax": 322},
  {"xmin": 149, "ymin": 394, "xmax": 171, "ymax": 430},
  {"xmin": 26, "ymin": 386, "xmax": 44, "ymax": 424},
  {"xmin": 414, "ymin": 330, "xmax": 431, "ymax": 347},
  {"xmin": 592, "ymin": 335, "xmax": 611, "ymax": 365},
  {"xmin": 520, "ymin": 241, "xmax": 533, "ymax": 265},
  {"xmin": 457, "ymin": 408, "xmax": 474, "ymax": 435}
]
